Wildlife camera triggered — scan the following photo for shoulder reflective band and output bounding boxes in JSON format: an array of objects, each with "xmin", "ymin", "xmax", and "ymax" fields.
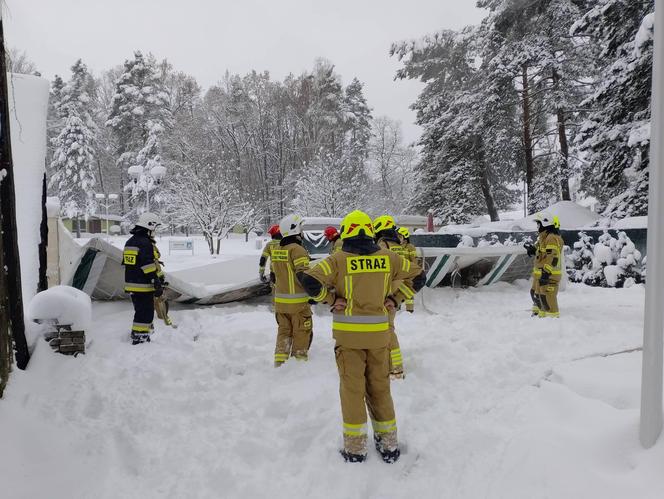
[
  {"xmin": 346, "ymin": 255, "xmax": 391, "ymax": 274},
  {"xmin": 271, "ymin": 249, "xmax": 289, "ymax": 262}
]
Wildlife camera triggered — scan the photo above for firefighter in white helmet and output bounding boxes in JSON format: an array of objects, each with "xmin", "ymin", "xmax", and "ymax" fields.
[
  {"xmin": 524, "ymin": 212, "xmax": 564, "ymax": 317},
  {"xmin": 270, "ymin": 214, "xmax": 313, "ymax": 365},
  {"xmin": 122, "ymin": 212, "xmax": 165, "ymax": 344}
]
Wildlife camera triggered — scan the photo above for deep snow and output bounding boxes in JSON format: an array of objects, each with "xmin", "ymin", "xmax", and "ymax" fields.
[{"xmin": 2, "ymin": 282, "xmax": 663, "ymax": 499}]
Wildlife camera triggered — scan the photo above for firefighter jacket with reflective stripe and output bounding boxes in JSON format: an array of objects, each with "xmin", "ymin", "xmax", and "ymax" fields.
[
  {"xmin": 377, "ymin": 238, "xmax": 414, "ymax": 295},
  {"xmin": 533, "ymin": 231, "xmax": 564, "ymax": 281},
  {"xmin": 123, "ymin": 232, "xmax": 161, "ymax": 293},
  {"xmin": 329, "ymin": 237, "xmax": 343, "ymax": 255},
  {"xmin": 403, "ymin": 242, "xmax": 418, "ymax": 263},
  {"xmin": 303, "ymin": 248, "xmax": 423, "ymax": 349},
  {"xmin": 259, "ymin": 239, "xmax": 281, "ymax": 272},
  {"xmin": 272, "ymin": 239, "xmax": 311, "ymax": 313}
]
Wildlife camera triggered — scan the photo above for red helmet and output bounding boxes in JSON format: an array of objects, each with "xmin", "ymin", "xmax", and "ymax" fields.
[
  {"xmin": 324, "ymin": 226, "xmax": 339, "ymax": 241},
  {"xmin": 267, "ymin": 224, "xmax": 280, "ymax": 237}
]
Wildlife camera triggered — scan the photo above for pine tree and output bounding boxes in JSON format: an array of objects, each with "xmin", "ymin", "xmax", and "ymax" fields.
[
  {"xmin": 391, "ymin": 27, "xmax": 520, "ymax": 223},
  {"xmin": 106, "ymin": 51, "xmax": 171, "ymax": 216},
  {"xmin": 567, "ymin": 231, "xmax": 594, "ymax": 282},
  {"xmin": 572, "ymin": 0, "xmax": 654, "ymax": 217},
  {"xmin": 48, "ymin": 60, "xmax": 98, "ymax": 231}
]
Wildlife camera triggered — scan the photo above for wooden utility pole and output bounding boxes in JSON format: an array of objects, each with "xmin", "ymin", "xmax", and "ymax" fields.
[{"xmin": 0, "ymin": 8, "xmax": 31, "ymax": 383}]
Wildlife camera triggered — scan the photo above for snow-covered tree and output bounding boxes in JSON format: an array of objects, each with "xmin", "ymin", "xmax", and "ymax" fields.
[
  {"xmin": 368, "ymin": 117, "xmax": 417, "ymax": 215},
  {"xmin": 165, "ymin": 162, "xmax": 258, "ymax": 255},
  {"xmin": 48, "ymin": 60, "xmax": 98, "ymax": 231},
  {"xmin": 106, "ymin": 51, "xmax": 171, "ymax": 216},
  {"xmin": 391, "ymin": 27, "xmax": 521, "ymax": 223},
  {"xmin": 572, "ymin": 0, "xmax": 654, "ymax": 217},
  {"xmin": 567, "ymin": 231, "xmax": 594, "ymax": 283},
  {"xmin": 49, "ymin": 116, "xmax": 97, "ymax": 226},
  {"xmin": 6, "ymin": 47, "xmax": 39, "ymax": 75}
]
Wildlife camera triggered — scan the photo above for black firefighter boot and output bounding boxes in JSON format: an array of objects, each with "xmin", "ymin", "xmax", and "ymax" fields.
[{"xmin": 374, "ymin": 433, "xmax": 400, "ymax": 464}]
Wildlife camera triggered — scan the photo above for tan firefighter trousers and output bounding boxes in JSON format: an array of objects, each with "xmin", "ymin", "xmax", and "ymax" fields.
[
  {"xmin": 335, "ymin": 345, "xmax": 397, "ymax": 453},
  {"xmin": 274, "ymin": 311, "xmax": 312, "ymax": 363}
]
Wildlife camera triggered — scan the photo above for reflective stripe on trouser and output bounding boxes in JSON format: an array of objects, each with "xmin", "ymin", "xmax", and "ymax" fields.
[
  {"xmin": 405, "ymin": 299, "xmax": 414, "ymax": 312},
  {"xmin": 274, "ymin": 310, "xmax": 312, "ymax": 362},
  {"xmin": 130, "ymin": 292, "xmax": 154, "ymax": 335},
  {"xmin": 335, "ymin": 345, "xmax": 396, "ymax": 455},
  {"xmin": 530, "ymin": 277, "xmax": 541, "ymax": 313},
  {"xmin": 538, "ymin": 282, "xmax": 560, "ymax": 318}
]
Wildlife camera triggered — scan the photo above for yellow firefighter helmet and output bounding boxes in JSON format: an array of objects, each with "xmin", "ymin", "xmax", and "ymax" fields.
[
  {"xmin": 373, "ymin": 215, "xmax": 396, "ymax": 233},
  {"xmin": 340, "ymin": 210, "xmax": 375, "ymax": 240}
]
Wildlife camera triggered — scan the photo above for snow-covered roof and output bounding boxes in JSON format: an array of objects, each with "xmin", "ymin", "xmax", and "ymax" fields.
[
  {"xmin": 438, "ymin": 201, "xmax": 602, "ymax": 235},
  {"xmin": 511, "ymin": 201, "xmax": 601, "ymax": 231}
]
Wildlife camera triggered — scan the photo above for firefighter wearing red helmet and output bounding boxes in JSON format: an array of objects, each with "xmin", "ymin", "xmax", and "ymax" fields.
[
  {"xmin": 259, "ymin": 224, "xmax": 282, "ymax": 283},
  {"xmin": 324, "ymin": 226, "xmax": 343, "ymax": 255}
]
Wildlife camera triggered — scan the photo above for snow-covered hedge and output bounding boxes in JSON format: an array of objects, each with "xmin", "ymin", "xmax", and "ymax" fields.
[{"xmin": 567, "ymin": 230, "xmax": 644, "ymax": 288}]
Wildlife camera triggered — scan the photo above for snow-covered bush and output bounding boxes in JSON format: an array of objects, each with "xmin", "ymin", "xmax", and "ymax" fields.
[
  {"xmin": 477, "ymin": 234, "xmax": 501, "ymax": 247},
  {"xmin": 567, "ymin": 230, "xmax": 643, "ymax": 287},
  {"xmin": 503, "ymin": 235, "xmax": 518, "ymax": 247},
  {"xmin": 457, "ymin": 234, "xmax": 475, "ymax": 248}
]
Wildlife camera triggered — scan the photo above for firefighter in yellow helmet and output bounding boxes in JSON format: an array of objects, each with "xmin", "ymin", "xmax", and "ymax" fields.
[
  {"xmin": 397, "ymin": 227, "xmax": 418, "ymax": 313},
  {"xmin": 271, "ymin": 214, "xmax": 313, "ymax": 366},
  {"xmin": 524, "ymin": 212, "xmax": 564, "ymax": 317},
  {"xmin": 373, "ymin": 215, "xmax": 410, "ymax": 379},
  {"xmin": 299, "ymin": 210, "xmax": 426, "ymax": 463}
]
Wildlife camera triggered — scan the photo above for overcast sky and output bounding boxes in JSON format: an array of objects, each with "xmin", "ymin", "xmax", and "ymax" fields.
[{"xmin": 4, "ymin": 0, "xmax": 486, "ymax": 144}]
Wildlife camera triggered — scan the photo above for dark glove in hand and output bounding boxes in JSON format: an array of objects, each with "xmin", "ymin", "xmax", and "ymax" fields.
[
  {"xmin": 539, "ymin": 272, "xmax": 550, "ymax": 286},
  {"xmin": 154, "ymin": 287, "xmax": 164, "ymax": 298},
  {"xmin": 260, "ymin": 273, "xmax": 269, "ymax": 284},
  {"xmin": 308, "ymin": 299, "xmax": 317, "ymax": 305},
  {"xmin": 524, "ymin": 243, "xmax": 536, "ymax": 257}
]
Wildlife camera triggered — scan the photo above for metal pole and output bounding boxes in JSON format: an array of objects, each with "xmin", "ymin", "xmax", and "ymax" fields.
[
  {"xmin": 146, "ymin": 179, "xmax": 150, "ymax": 212},
  {"xmin": 105, "ymin": 199, "xmax": 109, "ymax": 237},
  {"xmin": 640, "ymin": 0, "xmax": 664, "ymax": 449}
]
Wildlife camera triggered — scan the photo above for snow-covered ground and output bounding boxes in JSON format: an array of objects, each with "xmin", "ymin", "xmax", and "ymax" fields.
[{"xmin": 3, "ymin": 281, "xmax": 663, "ymax": 498}]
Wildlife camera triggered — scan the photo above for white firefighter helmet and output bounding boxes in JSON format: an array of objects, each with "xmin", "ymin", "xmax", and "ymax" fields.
[
  {"xmin": 279, "ymin": 214, "xmax": 304, "ymax": 238},
  {"xmin": 533, "ymin": 211, "xmax": 555, "ymax": 228},
  {"xmin": 135, "ymin": 212, "xmax": 161, "ymax": 231}
]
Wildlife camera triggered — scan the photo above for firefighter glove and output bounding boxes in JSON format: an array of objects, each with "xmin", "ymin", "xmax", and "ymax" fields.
[
  {"xmin": 539, "ymin": 271, "xmax": 551, "ymax": 286},
  {"xmin": 524, "ymin": 243, "xmax": 536, "ymax": 257}
]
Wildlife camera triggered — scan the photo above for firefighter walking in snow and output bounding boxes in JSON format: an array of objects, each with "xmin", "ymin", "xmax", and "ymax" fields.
[
  {"xmin": 397, "ymin": 227, "xmax": 418, "ymax": 313},
  {"xmin": 300, "ymin": 210, "xmax": 425, "ymax": 463},
  {"xmin": 271, "ymin": 214, "xmax": 313, "ymax": 366},
  {"xmin": 374, "ymin": 215, "xmax": 411, "ymax": 379},
  {"xmin": 259, "ymin": 224, "xmax": 282, "ymax": 283},
  {"xmin": 524, "ymin": 212, "xmax": 564, "ymax": 318},
  {"xmin": 122, "ymin": 213, "xmax": 165, "ymax": 345},
  {"xmin": 324, "ymin": 226, "xmax": 343, "ymax": 255}
]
